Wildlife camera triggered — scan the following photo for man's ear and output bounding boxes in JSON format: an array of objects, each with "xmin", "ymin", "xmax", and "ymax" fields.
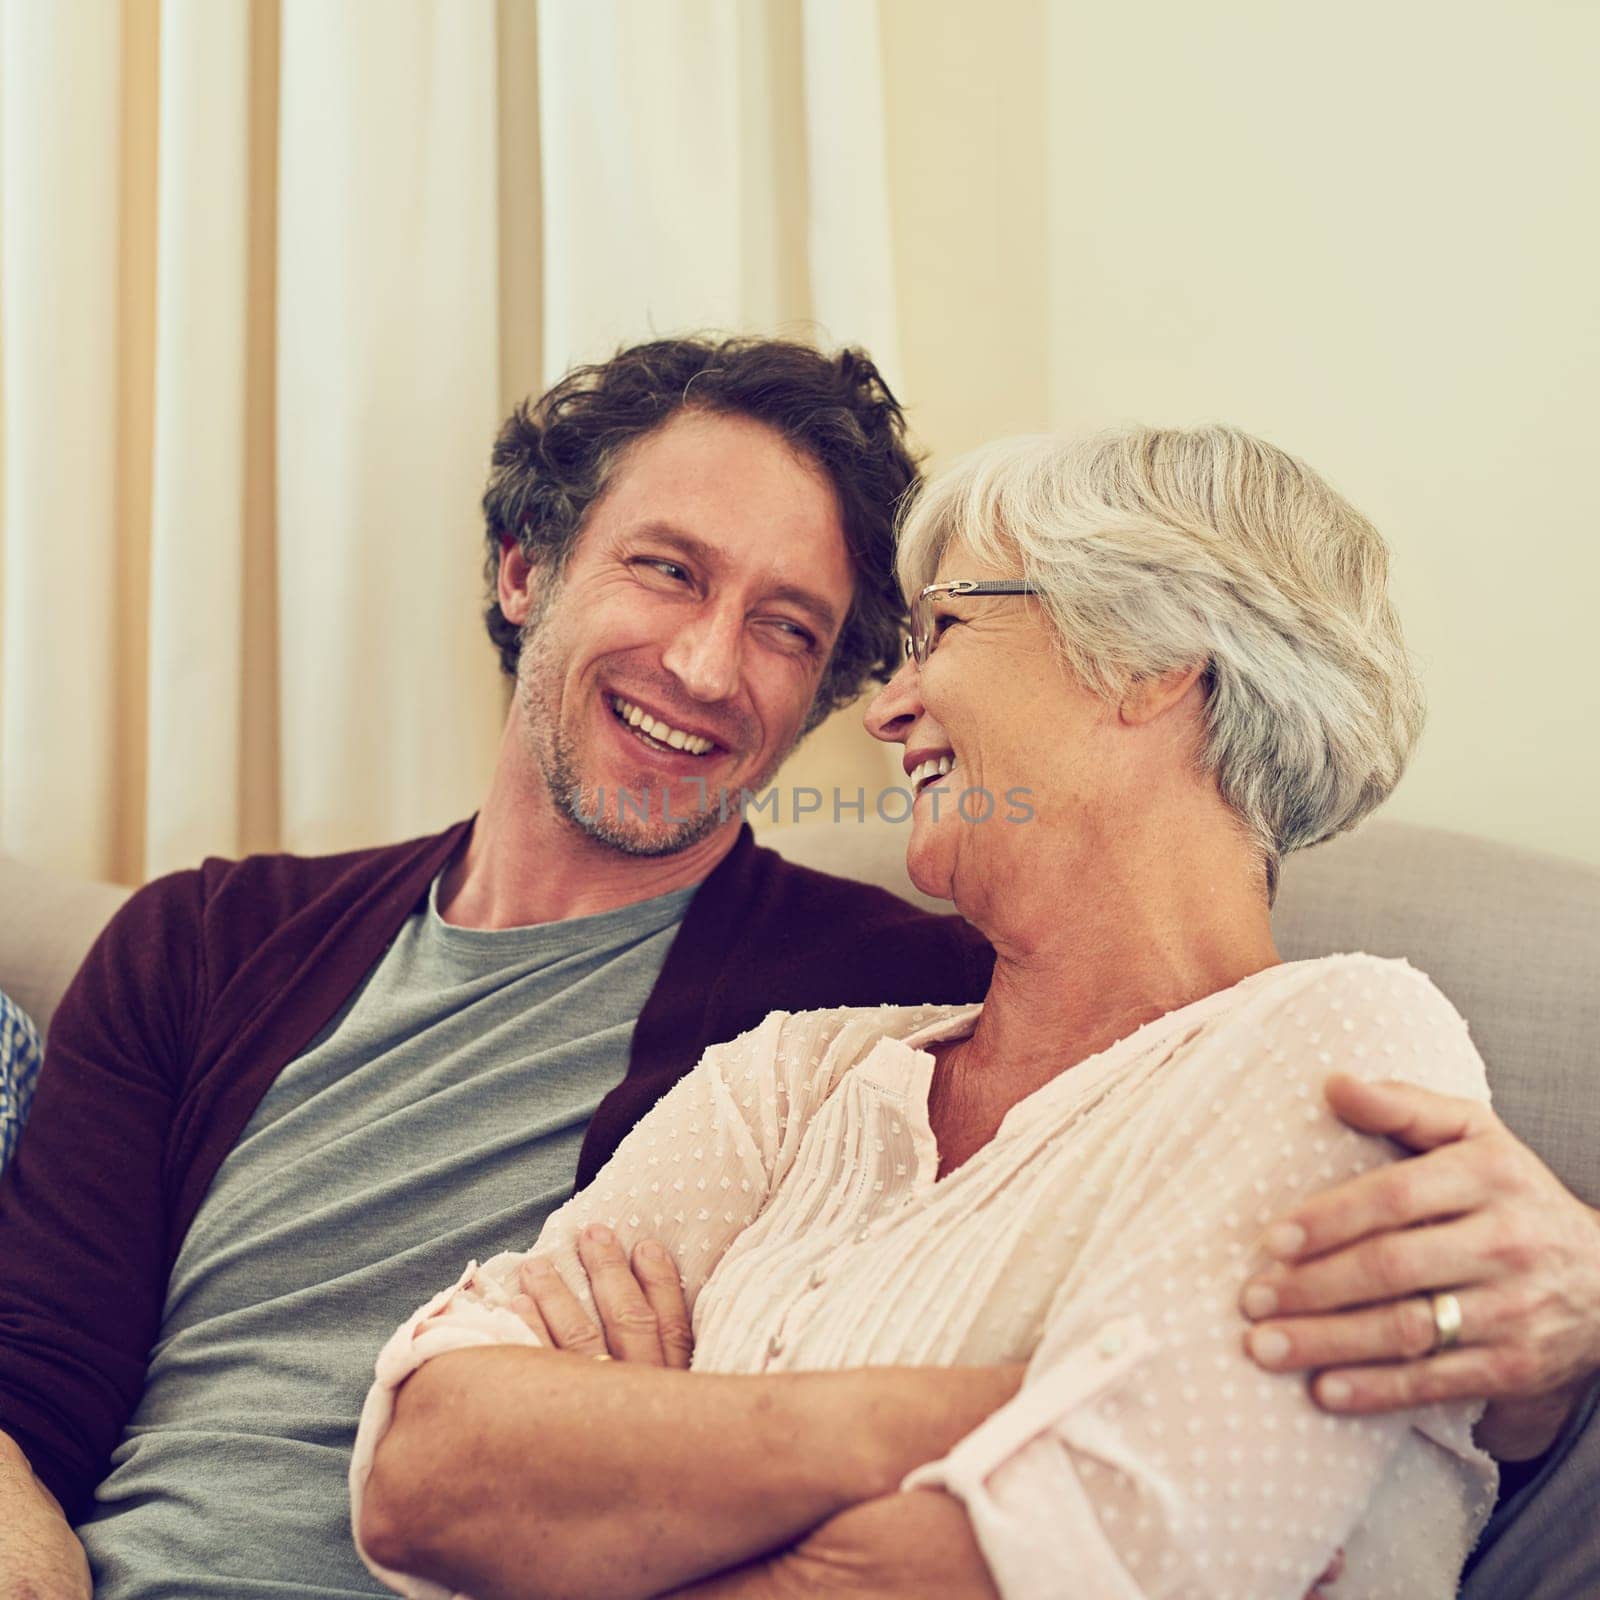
[
  {"xmin": 497, "ymin": 535, "xmax": 540, "ymax": 626},
  {"xmin": 1118, "ymin": 661, "xmax": 1208, "ymax": 727}
]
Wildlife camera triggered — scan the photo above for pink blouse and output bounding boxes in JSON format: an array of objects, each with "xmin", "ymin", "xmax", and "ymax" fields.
[{"xmin": 352, "ymin": 953, "xmax": 1497, "ymax": 1598}]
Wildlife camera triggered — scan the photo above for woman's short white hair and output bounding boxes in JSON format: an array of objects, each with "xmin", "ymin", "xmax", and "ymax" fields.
[{"xmin": 896, "ymin": 425, "xmax": 1424, "ymax": 896}]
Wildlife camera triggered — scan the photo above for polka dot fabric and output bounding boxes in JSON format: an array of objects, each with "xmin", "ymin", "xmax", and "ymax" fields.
[{"xmin": 354, "ymin": 954, "xmax": 1496, "ymax": 1598}]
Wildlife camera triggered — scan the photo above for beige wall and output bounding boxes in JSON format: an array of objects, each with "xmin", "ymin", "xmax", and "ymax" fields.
[
  {"xmin": 1042, "ymin": 1, "xmax": 1599, "ymax": 864},
  {"xmin": 786, "ymin": 0, "xmax": 1600, "ymax": 866}
]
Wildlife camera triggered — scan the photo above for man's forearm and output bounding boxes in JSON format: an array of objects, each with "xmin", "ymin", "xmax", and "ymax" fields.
[
  {"xmin": 0, "ymin": 1430, "xmax": 91, "ymax": 1600},
  {"xmin": 361, "ymin": 1349, "xmax": 1020, "ymax": 1600},
  {"xmin": 1477, "ymin": 1378, "xmax": 1591, "ymax": 1463}
]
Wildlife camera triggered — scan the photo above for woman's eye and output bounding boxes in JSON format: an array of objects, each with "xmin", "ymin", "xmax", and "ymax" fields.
[{"xmin": 933, "ymin": 611, "xmax": 961, "ymax": 637}]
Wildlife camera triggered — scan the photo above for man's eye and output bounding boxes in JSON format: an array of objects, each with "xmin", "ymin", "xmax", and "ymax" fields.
[
  {"xmin": 635, "ymin": 557, "xmax": 691, "ymax": 584},
  {"xmin": 766, "ymin": 618, "xmax": 817, "ymax": 652}
]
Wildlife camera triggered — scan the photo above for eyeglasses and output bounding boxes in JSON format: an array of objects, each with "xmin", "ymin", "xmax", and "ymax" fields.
[{"xmin": 903, "ymin": 579, "xmax": 1040, "ymax": 665}]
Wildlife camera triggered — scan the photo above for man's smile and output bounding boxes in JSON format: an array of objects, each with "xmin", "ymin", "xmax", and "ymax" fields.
[{"xmin": 607, "ymin": 693, "xmax": 721, "ymax": 757}]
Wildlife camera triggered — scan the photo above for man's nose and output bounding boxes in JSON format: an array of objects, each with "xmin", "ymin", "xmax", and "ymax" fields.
[
  {"xmin": 864, "ymin": 655, "xmax": 923, "ymax": 743},
  {"xmin": 661, "ymin": 606, "xmax": 743, "ymax": 703}
]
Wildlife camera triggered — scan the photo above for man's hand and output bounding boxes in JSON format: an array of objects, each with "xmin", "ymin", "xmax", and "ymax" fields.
[
  {"xmin": 1240, "ymin": 1075, "xmax": 1600, "ymax": 1457},
  {"xmin": 510, "ymin": 1224, "xmax": 694, "ymax": 1367},
  {"xmin": 0, "ymin": 1431, "xmax": 92, "ymax": 1600}
]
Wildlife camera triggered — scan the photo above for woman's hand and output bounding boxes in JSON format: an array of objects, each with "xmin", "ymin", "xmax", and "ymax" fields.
[
  {"xmin": 511, "ymin": 1223, "xmax": 694, "ymax": 1368},
  {"xmin": 1241, "ymin": 1076, "xmax": 1600, "ymax": 1457}
]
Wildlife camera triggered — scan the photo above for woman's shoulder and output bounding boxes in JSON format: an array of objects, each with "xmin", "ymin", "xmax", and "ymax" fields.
[
  {"xmin": 1248, "ymin": 950, "xmax": 1459, "ymax": 1020},
  {"xmin": 1217, "ymin": 952, "xmax": 1487, "ymax": 1101}
]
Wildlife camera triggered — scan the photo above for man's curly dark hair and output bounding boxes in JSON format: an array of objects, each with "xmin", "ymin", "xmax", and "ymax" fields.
[{"xmin": 481, "ymin": 335, "xmax": 920, "ymax": 729}]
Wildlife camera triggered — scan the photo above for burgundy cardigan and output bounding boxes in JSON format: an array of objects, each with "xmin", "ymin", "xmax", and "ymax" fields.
[{"xmin": 0, "ymin": 820, "xmax": 993, "ymax": 1519}]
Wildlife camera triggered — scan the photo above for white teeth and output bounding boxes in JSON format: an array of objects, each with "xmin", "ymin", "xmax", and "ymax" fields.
[
  {"xmin": 910, "ymin": 754, "xmax": 956, "ymax": 793},
  {"xmin": 610, "ymin": 696, "xmax": 714, "ymax": 755}
]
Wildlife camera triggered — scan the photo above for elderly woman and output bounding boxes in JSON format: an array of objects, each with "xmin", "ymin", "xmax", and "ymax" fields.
[{"xmin": 353, "ymin": 426, "xmax": 1496, "ymax": 1599}]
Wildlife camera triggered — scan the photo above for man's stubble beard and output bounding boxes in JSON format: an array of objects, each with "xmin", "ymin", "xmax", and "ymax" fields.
[{"xmin": 512, "ymin": 601, "xmax": 801, "ymax": 859}]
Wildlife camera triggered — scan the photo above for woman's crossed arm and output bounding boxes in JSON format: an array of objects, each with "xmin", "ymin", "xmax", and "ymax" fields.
[{"xmin": 359, "ymin": 1224, "xmax": 1022, "ymax": 1600}]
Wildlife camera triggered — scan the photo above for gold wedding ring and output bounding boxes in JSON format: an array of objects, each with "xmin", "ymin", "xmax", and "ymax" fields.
[
  {"xmin": 592, "ymin": 1351, "xmax": 613, "ymax": 1361},
  {"xmin": 1429, "ymin": 1291, "xmax": 1464, "ymax": 1352}
]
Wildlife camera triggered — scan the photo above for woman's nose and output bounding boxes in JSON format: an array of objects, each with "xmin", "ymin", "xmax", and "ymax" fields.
[{"xmin": 864, "ymin": 655, "xmax": 923, "ymax": 744}]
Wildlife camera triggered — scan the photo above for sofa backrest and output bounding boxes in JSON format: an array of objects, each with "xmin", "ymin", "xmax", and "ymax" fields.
[
  {"xmin": 764, "ymin": 818, "xmax": 1600, "ymax": 1205},
  {"xmin": 0, "ymin": 854, "xmax": 131, "ymax": 1043}
]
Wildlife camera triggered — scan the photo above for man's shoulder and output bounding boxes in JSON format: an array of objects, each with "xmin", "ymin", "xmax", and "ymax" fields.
[
  {"xmin": 84, "ymin": 821, "xmax": 473, "ymax": 1012},
  {"xmin": 189, "ymin": 820, "xmax": 471, "ymax": 911}
]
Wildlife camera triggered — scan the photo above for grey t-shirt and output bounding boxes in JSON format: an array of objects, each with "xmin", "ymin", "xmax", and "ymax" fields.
[{"xmin": 78, "ymin": 875, "xmax": 697, "ymax": 1597}]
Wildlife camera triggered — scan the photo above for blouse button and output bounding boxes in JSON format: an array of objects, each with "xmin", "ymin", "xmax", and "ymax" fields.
[
  {"xmin": 768, "ymin": 1333, "xmax": 784, "ymax": 1358},
  {"xmin": 809, "ymin": 1266, "xmax": 827, "ymax": 1290},
  {"xmin": 1098, "ymin": 1330, "xmax": 1125, "ymax": 1358},
  {"xmin": 853, "ymin": 1227, "xmax": 871, "ymax": 1244}
]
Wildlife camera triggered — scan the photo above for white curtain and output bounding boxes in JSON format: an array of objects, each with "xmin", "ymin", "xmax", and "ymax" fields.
[
  {"xmin": 146, "ymin": 0, "xmax": 250, "ymax": 877},
  {"xmin": 0, "ymin": 0, "xmax": 906, "ymax": 883},
  {"xmin": 1, "ymin": 0, "xmax": 126, "ymax": 878},
  {"xmin": 537, "ymin": 0, "xmax": 901, "ymax": 388},
  {"xmin": 275, "ymin": 0, "xmax": 504, "ymax": 859}
]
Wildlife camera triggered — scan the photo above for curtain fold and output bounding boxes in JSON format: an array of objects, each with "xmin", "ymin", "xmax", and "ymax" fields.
[
  {"xmin": 537, "ymin": 0, "xmax": 797, "ymax": 380},
  {"xmin": 275, "ymin": 0, "xmax": 504, "ymax": 857},
  {"xmin": 145, "ymin": 0, "xmax": 250, "ymax": 878},
  {"xmin": 800, "ymin": 0, "xmax": 902, "ymax": 389},
  {"xmin": 0, "ymin": 0, "xmax": 126, "ymax": 880}
]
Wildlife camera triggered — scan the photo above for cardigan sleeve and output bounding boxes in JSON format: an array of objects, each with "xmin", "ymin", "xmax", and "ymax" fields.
[
  {"xmin": 904, "ymin": 957, "xmax": 1501, "ymax": 1599},
  {"xmin": 0, "ymin": 870, "xmax": 207, "ymax": 1520}
]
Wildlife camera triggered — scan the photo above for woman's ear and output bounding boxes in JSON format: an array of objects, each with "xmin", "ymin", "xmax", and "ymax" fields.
[
  {"xmin": 497, "ymin": 535, "xmax": 539, "ymax": 626},
  {"xmin": 1118, "ymin": 662, "xmax": 1209, "ymax": 727}
]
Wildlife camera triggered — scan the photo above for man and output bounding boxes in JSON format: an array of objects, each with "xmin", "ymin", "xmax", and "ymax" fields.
[
  {"xmin": 1, "ymin": 334, "xmax": 1595, "ymax": 1598},
  {"xmin": 0, "ymin": 336, "xmax": 987, "ymax": 1599}
]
